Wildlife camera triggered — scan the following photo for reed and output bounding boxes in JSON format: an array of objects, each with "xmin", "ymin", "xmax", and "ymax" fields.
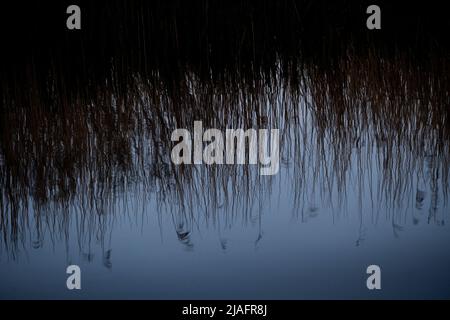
[{"xmin": 0, "ymin": 0, "xmax": 448, "ymax": 257}]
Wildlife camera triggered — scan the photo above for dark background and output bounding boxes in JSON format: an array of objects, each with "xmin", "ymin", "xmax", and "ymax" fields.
[{"xmin": 1, "ymin": 1, "xmax": 449, "ymax": 107}]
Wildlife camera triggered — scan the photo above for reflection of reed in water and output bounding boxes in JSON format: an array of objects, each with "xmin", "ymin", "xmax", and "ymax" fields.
[
  {"xmin": 0, "ymin": 1, "xmax": 449, "ymax": 257},
  {"xmin": 1, "ymin": 46, "xmax": 448, "ymax": 257}
]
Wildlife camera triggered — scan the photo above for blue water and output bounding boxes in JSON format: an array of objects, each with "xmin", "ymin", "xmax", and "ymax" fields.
[{"xmin": 1, "ymin": 147, "xmax": 448, "ymax": 299}]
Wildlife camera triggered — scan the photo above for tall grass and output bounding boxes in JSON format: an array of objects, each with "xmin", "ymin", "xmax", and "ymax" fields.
[{"xmin": 0, "ymin": 0, "xmax": 449, "ymax": 256}]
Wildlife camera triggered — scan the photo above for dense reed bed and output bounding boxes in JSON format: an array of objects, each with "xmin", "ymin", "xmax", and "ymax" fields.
[{"xmin": 0, "ymin": 1, "xmax": 449, "ymax": 256}]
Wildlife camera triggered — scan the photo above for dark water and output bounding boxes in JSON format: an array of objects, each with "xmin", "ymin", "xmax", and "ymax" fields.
[{"xmin": 0, "ymin": 1, "xmax": 449, "ymax": 299}]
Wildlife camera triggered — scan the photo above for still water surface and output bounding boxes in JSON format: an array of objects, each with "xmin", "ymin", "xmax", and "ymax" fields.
[{"xmin": 0, "ymin": 76, "xmax": 448, "ymax": 298}]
